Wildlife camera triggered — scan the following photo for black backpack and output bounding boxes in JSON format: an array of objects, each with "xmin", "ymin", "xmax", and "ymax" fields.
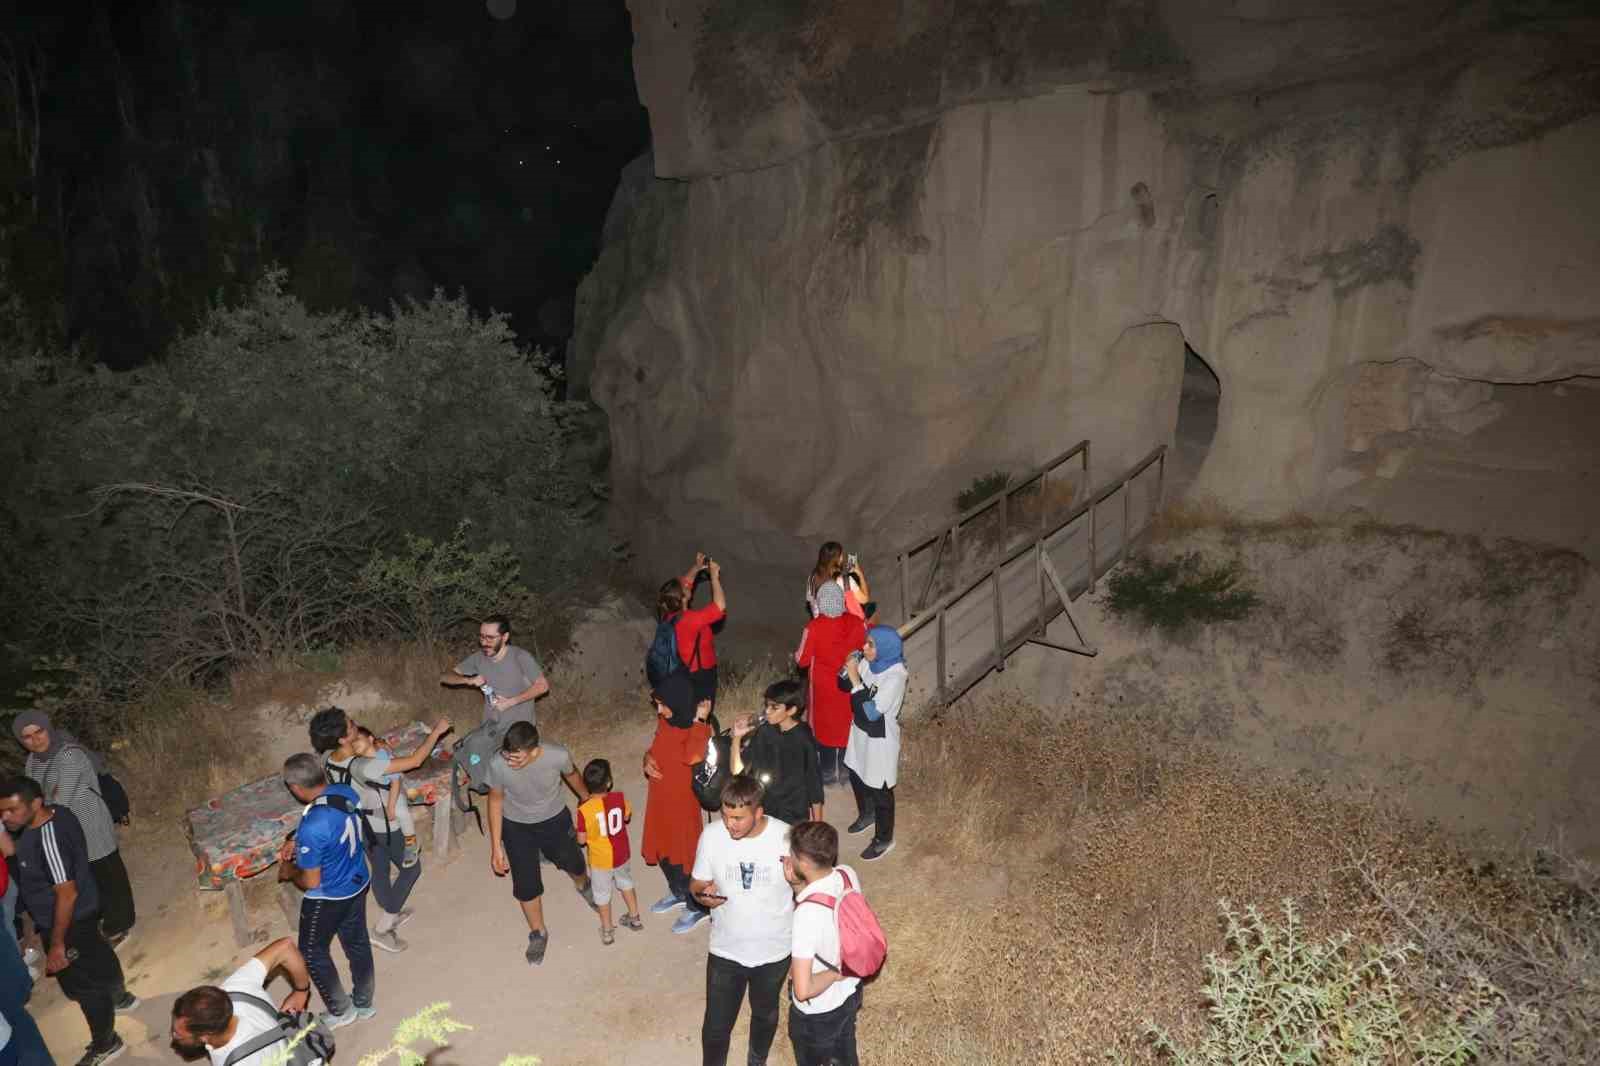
[
  {"xmin": 222, "ymin": 990, "xmax": 335, "ymax": 1066},
  {"xmin": 53, "ymin": 744, "xmax": 131, "ymax": 826},
  {"xmin": 645, "ymin": 615, "xmax": 702, "ymax": 689},
  {"xmin": 690, "ymin": 717, "xmax": 731, "ymax": 812}
]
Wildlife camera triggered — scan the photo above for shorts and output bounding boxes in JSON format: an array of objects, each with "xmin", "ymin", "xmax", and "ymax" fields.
[
  {"xmin": 503, "ymin": 810, "xmax": 586, "ymax": 902},
  {"xmin": 587, "ymin": 858, "xmax": 635, "ymax": 906}
]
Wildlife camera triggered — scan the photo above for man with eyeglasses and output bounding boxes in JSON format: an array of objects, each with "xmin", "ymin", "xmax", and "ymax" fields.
[{"xmin": 439, "ymin": 614, "xmax": 548, "ymax": 727}]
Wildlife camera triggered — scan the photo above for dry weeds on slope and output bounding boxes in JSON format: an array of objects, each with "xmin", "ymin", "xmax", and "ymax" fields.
[{"xmin": 860, "ymin": 696, "xmax": 1598, "ymax": 1064}]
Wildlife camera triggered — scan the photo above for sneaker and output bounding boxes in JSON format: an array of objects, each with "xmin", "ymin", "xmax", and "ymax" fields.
[
  {"xmin": 619, "ymin": 913, "xmax": 645, "ymax": 932},
  {"xmin": 371, "ymin": 929, "xmax": 408, "ymax": 954},
  {"xmin": 392, "ymin": 908, "xmax": 415, "ymax": 930},
  {"xmin": 600, "ymin": 926, "xmax": 615, "ymax": 946},
  {"xmin": 649, "ymin": 893, "xmax": 685, "ymax": 914},
  {"xmin": 577, "ymin": 879, "xmax": 599, "ymax": 912},
  {"xmin": 401, "ymin": 839, "xmax": 421, "ymax": 868},
  {"xmin": 114, "ymin": 990, "xmax": 141, "ymax": 1013},
  {"xmin": 321, "ymin": 1007, "xmax": 361, "ymax": 1030},
  {"xmin": 845, "ymin": 812, "xmax": 875, "ymax": 835},
  {"xmin": 525, "ymin": 930, "xmax": 548, "ymax": 966},
  {"xmin": 353, "ymin": 1004, "xmax": 377, "ymax": 1022},
  {"xmin": 74, "ymin": 1036, "xmax": 126, "ymax": 1066},
  {"xmin": 671, "ymin": 908, "xmax": 710, "ymax": 935},
  {"xmin": 860, "ymin": 839, "xmax": 896, "ymax": 862}
]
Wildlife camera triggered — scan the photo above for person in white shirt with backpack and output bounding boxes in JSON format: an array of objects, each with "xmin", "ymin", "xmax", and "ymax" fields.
[
  {"xmin": 785, "ymin": 820, "xmax": 881, "ymax": 1066},
  {"xmin": 169, "ymin": 937, "xmax": 330, "ymax": 1066}
]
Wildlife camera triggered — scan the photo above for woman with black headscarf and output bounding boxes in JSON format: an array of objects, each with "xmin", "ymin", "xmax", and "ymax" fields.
[{"xmin": 641, "ymin": 672, "xmax": 714, "ymax": 934}]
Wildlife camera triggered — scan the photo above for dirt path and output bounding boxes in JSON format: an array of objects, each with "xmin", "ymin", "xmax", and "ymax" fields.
[{"xmin": 30, "ymin": 737, "xmax": 877, "ymax": 1066}]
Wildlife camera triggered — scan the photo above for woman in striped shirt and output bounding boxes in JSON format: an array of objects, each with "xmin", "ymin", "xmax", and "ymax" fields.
[{"xmin": 11, "ymin": 712, "xmax": 136, "ymax": 946}]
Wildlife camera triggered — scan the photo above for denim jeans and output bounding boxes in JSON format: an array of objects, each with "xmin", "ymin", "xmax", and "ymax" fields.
[
  {"xmin": 702, "ymin": 953, "xmax": 789, "ymax": 1066},
  {"xmin": 0, "ymin": 881, "xmax": 53, "ymax": 1066},
  {"xmin": 788, "ymin": 987, "xmax": 862, "ymax": 1066},
  {"xmin": 367, "ymin": 829, "xmax": 421, "ymax": 918},
  {"xmin": 298, "ymin": 887, "xmax": 374, "ymax": 1015}
]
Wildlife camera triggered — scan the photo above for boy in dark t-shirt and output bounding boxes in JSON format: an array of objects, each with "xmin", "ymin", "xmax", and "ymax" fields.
[
  {"xmin": 730, "ymin": 678, "xmax": 824, "ymax": 827},
  {"xmin": 0, "ymin": 775, "xmax": 135, "ymax": 1065}
]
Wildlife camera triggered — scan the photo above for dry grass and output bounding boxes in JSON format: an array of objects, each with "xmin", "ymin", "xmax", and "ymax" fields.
[{"xmin": 854, "ymin": 694, "xmax": 1489, "ymax": 1065}]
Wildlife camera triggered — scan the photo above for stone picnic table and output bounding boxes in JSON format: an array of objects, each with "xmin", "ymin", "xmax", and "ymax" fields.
[{"xmin": 184, "ymin": 720, "xmax": 465, "ymax": 945}]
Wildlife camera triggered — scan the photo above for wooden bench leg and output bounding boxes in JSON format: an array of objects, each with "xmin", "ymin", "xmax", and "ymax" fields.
[
  {"xmin": 226, "ymin": 880, "xmax": 251, "ymax": 947},
  {"xmin": 431, "ymin": 801, "xmax": 452, "ymax": 863}
]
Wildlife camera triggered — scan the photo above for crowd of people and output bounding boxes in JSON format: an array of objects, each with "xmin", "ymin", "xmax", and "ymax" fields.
[{"xmin": 1, "ymin": 543, "xmax": 906, "ymax": 1066}]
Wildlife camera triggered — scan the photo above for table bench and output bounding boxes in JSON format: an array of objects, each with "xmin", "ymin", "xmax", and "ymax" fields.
[{"xmin": 184, "ymin": 721, "xmax": 466, "ymax": 945}]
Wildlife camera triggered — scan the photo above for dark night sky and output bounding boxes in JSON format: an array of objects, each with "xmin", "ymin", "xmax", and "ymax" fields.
[{"xmin": 9, "ymin": 0, "xmax": 649, "ymax": 367}]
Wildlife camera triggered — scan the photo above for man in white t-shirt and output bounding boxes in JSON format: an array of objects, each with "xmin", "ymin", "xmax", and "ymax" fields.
[
  {"xmin": 689, "ymin": 774, "xmax": 794, "ymax": 1066},
  {"xmin": 784, "ymin": 821, "xmax": 864, "ymax": 1066},
  {"xmin": 169, "ymin": 938, "xmax": 321, "ymax": 1066}
]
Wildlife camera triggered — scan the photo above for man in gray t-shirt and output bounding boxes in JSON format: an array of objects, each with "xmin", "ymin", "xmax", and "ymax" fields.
[
  {"xmin": 440, "ymin": 614, "xmax": 548, "ymax": 726},
  {"xmin": 484, "ymin": 721, "xmax": 596, "ymax": 965}
]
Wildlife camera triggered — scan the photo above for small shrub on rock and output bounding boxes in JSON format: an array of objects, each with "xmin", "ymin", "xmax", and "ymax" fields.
[{"xmin": 1106, "ymin": 552, "xmax": 1259, "ymax": 632}]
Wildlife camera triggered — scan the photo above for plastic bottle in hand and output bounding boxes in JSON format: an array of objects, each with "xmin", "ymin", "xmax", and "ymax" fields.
[{"xmin": 480, "ymin": 683, "xmax": 496, "ymax": 718}]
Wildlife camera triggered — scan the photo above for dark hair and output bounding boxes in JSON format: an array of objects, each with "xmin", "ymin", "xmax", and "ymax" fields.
[
  {"xmin": 0, "ymin": 775, "xmax": 41, "ymax": 805},
  {"xmin": 501, "ymin": 720, "xmax": 540, "ymax": 753},
  {"xmin": 582, "ymin": 758, "xmax": 612, "ymax": 795},
  {"xmin": 657, "ymin": 578, "xmax": 686, "ymax": 621},
  {"xmin": 482, "ymin": 614, "xmax": 511, "ymax": 636},
  {"xmin": 762, "ymin": 678, "xmax": 806, "ymax": 719},
  {"xmin": 172, "ymin": 985, "xmax": 233, "ymax": 1037},
  {"xmin": 789, "ymin": 820, "xmax": 838, "ymax": 869},
  {"xmin": 809, "ymin": 541, "xmax": 845, "ymax": 595},
  {"xmin": 355, "ymin": 725, "xmax": 375, "ymax": 741},
  {"xmin": 308, "ymin": 707, "xmax": 349, "ymax": 754},
  {"xmin": 282, "ymin": 753, "xmax": 327, "ymax": 791},
  {"xmin": 719, "ymin": 773, "xmax": 765, "ymax": 811}
]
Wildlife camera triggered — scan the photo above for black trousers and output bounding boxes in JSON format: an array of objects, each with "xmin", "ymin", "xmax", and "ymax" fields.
[
  {"xmin": 89, "ymin": 850, "xmax": 136, "ymax": 936},
  {"xmin": 661, "ymin": 860, "xmax": 708, "ymax": 917},
  {"xmin": 54, "ymin": 916, "xmax": 125, "ymax": 1052},
  {"xmin": 816, "ymin": 745, "xmax": 846, "ymax": 785},
  {"xmin": 299, "ymin": 888, "xmax": 374, "ymax": 1016},
  {"xmin": 848, "ymin": 770, "xmax": 895, "ymax": 845},
  {"xmin": 702, "ymin": 953, "xmax": 788, "ymax": 1066},
  {"xmin": 789, "ymin": 987, "xmax": 863, "ymax": 1066}
]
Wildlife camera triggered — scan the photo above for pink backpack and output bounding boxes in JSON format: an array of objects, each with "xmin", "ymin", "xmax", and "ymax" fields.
[{"xmin": 799, "ymin": 867, "xmax": 888, "ymax": 978}]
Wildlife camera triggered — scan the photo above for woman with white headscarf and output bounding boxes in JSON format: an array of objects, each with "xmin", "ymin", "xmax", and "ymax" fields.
[{"xmin": 841, "ymin": 625, "xmax": 906, "ymax": 862}]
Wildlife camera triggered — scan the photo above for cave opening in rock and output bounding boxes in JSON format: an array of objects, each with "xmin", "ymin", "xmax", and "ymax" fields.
[{"xmin": 1170, "ymin": 343, "xmax": 1220, "ymax": 499}]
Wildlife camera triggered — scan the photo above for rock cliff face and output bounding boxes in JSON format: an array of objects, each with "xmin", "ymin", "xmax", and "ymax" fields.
[{"xmin": 575, "ymin": 0, "xmax": 1600, "ymax": 575}]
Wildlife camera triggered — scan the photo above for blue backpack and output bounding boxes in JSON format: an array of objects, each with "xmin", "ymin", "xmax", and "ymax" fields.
[{"xmin": 645, "ymin": 614, "xmax": 702, "ymax": 688}]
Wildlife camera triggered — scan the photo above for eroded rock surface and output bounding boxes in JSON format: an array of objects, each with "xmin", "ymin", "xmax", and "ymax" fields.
[{"xmin": 576, "ymin": 0, "xmax": 1600, "ymax": 574}]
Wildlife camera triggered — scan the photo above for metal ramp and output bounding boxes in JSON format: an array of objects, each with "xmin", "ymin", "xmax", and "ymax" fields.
[{"xmin": 893, "ymin": 441, "xmax": 1168, "ymax": 707}]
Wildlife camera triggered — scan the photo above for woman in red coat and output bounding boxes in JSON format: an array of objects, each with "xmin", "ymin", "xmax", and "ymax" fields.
[
  {"xmin": 641, "ymin": 671, "xmax": 713, "ymax": 933},
  {"xmin": 794, "ymin": 581, "xmax": 867, "ymax": 786}
]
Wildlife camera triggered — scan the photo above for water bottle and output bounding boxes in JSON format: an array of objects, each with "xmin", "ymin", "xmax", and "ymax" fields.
[{"xmin": 480, "ymin": 682, "xmax": 496, "ymax": 716}]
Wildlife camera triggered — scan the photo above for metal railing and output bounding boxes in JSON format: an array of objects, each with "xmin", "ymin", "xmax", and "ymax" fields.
[{"xmin": 896, "ymin": 443, "xmax": 1167, "ymax": 708}]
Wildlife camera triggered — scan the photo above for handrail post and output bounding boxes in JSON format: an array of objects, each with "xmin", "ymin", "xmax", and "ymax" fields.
[
  {"xmin": 1035, "ymin": 540, "xmax": 1046, "ymax": 637},
  {"xmin": 1088, "ymin": 497, "xmax": 1098, "ymax": 593},
  {"xmin": 991, "ymin": 569, "xmax": 1004, "ymax": 671},
  {"xmin": 899, "ymin": 551, "xmax": 911, "ymax": 620},
  {"xmin": 935, "ymin": 608, "xmax": 948, "ymax": 706},
  {"xmin": 1038, "ymin": 467, "xmax": 1049, "ymax": 536}
]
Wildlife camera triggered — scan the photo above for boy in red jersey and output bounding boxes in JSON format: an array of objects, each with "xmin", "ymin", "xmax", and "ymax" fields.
[{"xmin": 574, "ymin": 759, "xmax": 643, "ymax": 945}]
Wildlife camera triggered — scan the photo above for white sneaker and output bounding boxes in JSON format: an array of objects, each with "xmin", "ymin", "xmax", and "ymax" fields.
[{"xmin": 371, "ymin": 929, "xmax": 408, "ymax": 954}]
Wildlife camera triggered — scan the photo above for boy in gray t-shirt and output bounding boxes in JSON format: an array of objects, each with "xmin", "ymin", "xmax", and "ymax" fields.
[{"xmin": 484, "ymin": 721, "xmax": 596, "ymax": 965}]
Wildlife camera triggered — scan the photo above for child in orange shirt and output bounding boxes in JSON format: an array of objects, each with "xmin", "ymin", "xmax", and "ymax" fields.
[{"xmin": 574, "ymin": 758, "xmax": 643, "ymax": 944}]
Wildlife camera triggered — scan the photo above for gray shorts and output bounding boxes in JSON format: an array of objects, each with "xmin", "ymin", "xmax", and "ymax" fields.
[{"xmin": 588, "ymin": 858, "xmax": 635, "ymax": 906}]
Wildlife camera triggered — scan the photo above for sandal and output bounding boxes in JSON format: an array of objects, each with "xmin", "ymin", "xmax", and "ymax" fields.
[
  {"xmin": 619, "ymin": 913, "xmax": 644, "ymax": 932},
  {"xmin": 600, "ymin": 926, "xmax": 616, "ymax": 946}
]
